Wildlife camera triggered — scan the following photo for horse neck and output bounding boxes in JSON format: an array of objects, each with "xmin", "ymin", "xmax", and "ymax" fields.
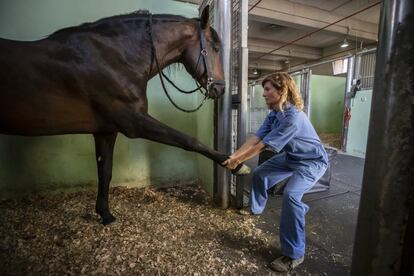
[{"xmin": 148, "ymin": 19, "xmax": 197, "ymax": 78}]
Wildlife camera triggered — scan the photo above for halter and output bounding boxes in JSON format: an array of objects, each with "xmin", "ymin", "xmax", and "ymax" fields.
[
  {"xmin": 147, "ymin": 14, "xmax": 225, "ymax": 113},
  {"xmin": 196, "ymin": 22, "xmax": 226, "ymax": 91}
]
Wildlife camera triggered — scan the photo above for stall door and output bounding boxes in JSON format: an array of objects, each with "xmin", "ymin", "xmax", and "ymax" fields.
[{"xmin": 346, "ymin": 89, "xmax": 373, "ymax": 157}]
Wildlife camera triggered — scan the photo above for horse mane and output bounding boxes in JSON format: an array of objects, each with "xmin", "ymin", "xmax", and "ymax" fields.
[
  {"xmin": 46, "ymin": 10, "xmax": 216, "ymax": 75},
  {"xmin": 48, "ymin": 10, "xmax": 198, "ymax": 39}
]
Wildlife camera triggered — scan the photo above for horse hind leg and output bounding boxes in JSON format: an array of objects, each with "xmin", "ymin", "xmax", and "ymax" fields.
[{"xmin": 93, "ymin": 132, "xmax": 117, "ymax": 225}]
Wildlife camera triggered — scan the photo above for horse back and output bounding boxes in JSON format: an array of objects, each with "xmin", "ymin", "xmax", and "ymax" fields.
[{"xmin": 0, "ymin": 37, "xmax": 123, "ymax": 135}]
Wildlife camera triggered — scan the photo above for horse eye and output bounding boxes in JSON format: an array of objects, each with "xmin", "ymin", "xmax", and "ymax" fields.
[{"xmin": 213, "ymin": 46, "xmax": 220, "ymax": 53}]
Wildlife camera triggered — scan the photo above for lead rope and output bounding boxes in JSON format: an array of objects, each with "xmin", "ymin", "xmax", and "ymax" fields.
[{"xmin": 148, "ymin": 14, "xmax": 208, "ymax": 113}]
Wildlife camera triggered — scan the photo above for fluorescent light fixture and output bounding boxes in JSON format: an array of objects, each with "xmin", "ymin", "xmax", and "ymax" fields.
[{"xmin": 340, "ymin": 38, "xmax": 349, "ymax": 48}]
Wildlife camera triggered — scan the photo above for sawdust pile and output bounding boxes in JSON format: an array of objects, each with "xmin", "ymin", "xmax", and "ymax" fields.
[{"xmin": 0, "ymin": 185, "xmax": 280, "ymax": 275}]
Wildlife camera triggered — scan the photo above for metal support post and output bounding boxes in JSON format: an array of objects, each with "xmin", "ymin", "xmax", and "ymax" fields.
[
  {"xmin": 235, "ymin": 0, "xmax": 249, "ymax": 209},
  {"xmin": 213, "ymin": 0, "xmax": 232, "ymax": 208},
  {"xmin": 351, "ymin": 0, "xmax": 414, "ymax": 274}
]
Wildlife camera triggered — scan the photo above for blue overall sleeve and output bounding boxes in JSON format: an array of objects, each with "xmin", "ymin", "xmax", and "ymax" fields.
[
  {"xmin": 262, "ymin": 114, "xmax": 299, "ymax": 152},
  {"xmin": 255, "ymin": 114, "xmax": 273, "ymax": 139}
]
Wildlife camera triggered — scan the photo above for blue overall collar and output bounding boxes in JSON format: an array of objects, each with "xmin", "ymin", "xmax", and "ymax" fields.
[{"xmin": 269, "ymin": 103, "xmax": 293, "ymax": 120}]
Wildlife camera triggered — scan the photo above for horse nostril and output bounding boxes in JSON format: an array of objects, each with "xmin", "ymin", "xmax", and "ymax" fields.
[{"xmin": 208, "ymin": 83, "xmax": 225, "ymax": 98}]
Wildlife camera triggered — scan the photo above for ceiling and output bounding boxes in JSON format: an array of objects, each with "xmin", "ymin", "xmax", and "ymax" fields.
[{"xmin": 176, "ymin": 0, "xmax": 380, "ymax": 79}]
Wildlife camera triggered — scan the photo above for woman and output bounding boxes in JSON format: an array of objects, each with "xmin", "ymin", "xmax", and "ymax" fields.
[{"xmin": 223, "ymin": 72, "xmax": 328, "ymax": 272}]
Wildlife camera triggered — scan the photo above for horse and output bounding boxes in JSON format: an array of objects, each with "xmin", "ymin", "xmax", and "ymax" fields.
[{"xmin": 0, "ymin": 6, "xmax": 250, "ymax": 225}]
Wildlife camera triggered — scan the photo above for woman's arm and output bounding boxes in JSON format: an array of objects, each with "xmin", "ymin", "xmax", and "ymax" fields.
[
  {"xmin": 222, "ymin": 136, "xmax": 266, "ymax": 170},
  {"xmin": 231, "ymin": 136, "xmax": 261, "ymax": 159}
]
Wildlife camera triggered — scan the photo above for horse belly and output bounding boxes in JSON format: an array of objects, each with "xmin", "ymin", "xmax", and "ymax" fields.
[
  {"xmin": 0, "ymin": 95, "xmax": 107, "ymax": 136},
  {"xmin": 0, "ymin": 47, "xmax": 114, "ymax": 135}
]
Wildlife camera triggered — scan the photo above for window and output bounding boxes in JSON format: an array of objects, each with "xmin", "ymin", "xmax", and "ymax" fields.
[
  {"xmin": 359, "ymin": 52, "xmax": 376, "ymax": 89},
  {"xmin": 332, "ymin": 58, "xmax": 348, "ymax": 75}
]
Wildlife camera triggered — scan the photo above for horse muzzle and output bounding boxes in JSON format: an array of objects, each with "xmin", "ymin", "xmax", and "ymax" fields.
[{"xmin": 207, "ymin": 79, "xmax": 226, "ymax": 99}]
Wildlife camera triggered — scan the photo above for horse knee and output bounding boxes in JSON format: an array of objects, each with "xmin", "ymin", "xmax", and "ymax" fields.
[
  {"xmin": 119, "ymin": 126, "xmax": 141, "ymax": 139},
  {"xmin": 179, "ymin": 136, "xmax": 196, "ymax": 151},
  {"xmin": 113, "ymin": 112, "xmax": 146, "ymax": 139}
]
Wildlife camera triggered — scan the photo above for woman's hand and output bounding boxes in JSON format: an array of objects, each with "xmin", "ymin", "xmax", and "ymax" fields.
[{"xmin": 221, "ymin": 156, "xmax": 241, "ymax": 170}]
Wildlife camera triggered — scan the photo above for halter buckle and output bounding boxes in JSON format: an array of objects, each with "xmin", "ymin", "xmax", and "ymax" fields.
[
  {"xmin": 207, "ymin": 77, "xmax": 214, "ymax": 88},
  {"xmin": 201, "ymin": 49, "xmax": 208, "ymax": 56}
]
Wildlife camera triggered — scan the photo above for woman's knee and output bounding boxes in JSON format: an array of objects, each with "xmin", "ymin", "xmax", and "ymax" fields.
[
  {"xmin": 253, "ymin": 166, "xmax": 275, "ymax": 187},
  {"xmin": 252, "ymin": 166, "xmax": 265, "ymax": 181},
  {"xmin": 252, "ymin": 167, "xmax": 272, "ymax": 194},
  {"xmin": 282, "ymin": 189, "xmax": 302, "ymax": 204}
]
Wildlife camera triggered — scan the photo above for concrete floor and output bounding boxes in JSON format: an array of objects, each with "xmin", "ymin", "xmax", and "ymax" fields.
[{"xmin": 241, "ymin": 152, "xmax": 365, "ymax": 275}]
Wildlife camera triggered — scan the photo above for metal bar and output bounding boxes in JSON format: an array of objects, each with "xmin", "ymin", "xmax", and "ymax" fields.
[
  {"xmin": 341, "ymin": 55, "xmax": 355, "ymax": 152},
  {"xmin": 302, "ymin": 69, "xmax": 310, "ymax": 116},
  {"xmin": 213, "ymin": 0, "xmax": 232, "ymax": 208},
  {"xmin": 350, "ymin": 0, "xmax": 414, "ymax": 274},
  {"xmin": 235, "ymin": 0, "xmax": 249, "ymax": 209},
  {"xmin": 288, "ymin": 47, "xmax": 377, "ymax": 73},
  {"xmin": 303, "ymin": 190, "xmax": 351, "ymax": 203},
  {"xmin": 306, "ymin": 69, "xmax": 312, "ymax": 119},
  {"xmin": 248, "ymin": 84, "xmax": 255, "ymax": 133},
  {"xmin": 354, "ymin": 54, "xmax": 362, "ymax": 83}
]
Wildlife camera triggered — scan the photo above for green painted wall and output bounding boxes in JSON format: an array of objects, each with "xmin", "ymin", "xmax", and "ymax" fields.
[
  {"xmin": 346, "ymin": 90, "xmax": 372, "ymax": 157},
  {"xmin": 0, "ymin": 0, "xmax": 216, "ymax": 197},
  {"xmin": 195, "ymin": 103, "xmax": 215, "ymax": 195},
  {"xmin": 309, "ymin": 75, "xmax": 346, "ymax": 133}
]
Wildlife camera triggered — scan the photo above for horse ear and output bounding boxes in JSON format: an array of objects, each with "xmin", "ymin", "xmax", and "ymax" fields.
[{"xmin": 200, "ymin": 5, "xmax": 210, "ymax": 29}]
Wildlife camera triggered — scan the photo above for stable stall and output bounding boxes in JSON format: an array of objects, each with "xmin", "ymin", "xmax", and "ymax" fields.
[{"xmin": 1, "ymin": 0, "xmax": 413, "ymax": 275}]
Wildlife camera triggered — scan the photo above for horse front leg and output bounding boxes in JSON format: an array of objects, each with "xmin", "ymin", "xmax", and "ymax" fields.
[
  {"xmin": 93, "ymin": 132, "xmax": 117, "ymax": 225},
  {"xmin": 120, "ymin": 113, "xmax": 250, "ymax": 174}
]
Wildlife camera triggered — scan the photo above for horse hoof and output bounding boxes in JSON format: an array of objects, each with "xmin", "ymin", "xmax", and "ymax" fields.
[
  {"xmin": 97, "ymin": 211, "xmax": 117, "ymax": 225},
  {"xmin": 102, "ymin": 215, "xmax": 117, "ymax": 226},
  {"xmin": 232, "ymin": 164, "xmax": 251, "ymax": 175}
]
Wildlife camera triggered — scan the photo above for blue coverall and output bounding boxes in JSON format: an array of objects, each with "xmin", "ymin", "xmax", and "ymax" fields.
[{"xmin": 252, "ymin": 104, "xmax": 328, "ymax": 260}]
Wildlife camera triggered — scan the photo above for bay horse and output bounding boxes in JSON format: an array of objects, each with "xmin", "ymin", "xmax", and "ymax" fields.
[{"xmin": 0, "ymin": 6, "xmax": 250, "ymax": 225}]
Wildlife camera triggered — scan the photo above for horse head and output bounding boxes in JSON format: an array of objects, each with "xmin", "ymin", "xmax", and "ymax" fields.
[{"xmin": 181, "ymin": 6, "xmax": 225, "ymax": 99}]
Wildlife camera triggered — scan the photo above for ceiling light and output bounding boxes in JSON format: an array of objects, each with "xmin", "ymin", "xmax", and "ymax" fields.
[
  {"xmin": 268, "ymin": 24, "xmax": 282, "ymax": 29},
  {"xmin": 340, "ymin": 38, "xmax": 349, "ymax": 48},
  {"xmin": 252, "ymin": 68, "xmax": 258, "ymax": 75}
]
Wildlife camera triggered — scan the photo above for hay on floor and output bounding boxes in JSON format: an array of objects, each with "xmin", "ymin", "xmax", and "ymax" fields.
[{"xmin": 0, "ymin": 185, "xmax": 284, "ymax": 275}]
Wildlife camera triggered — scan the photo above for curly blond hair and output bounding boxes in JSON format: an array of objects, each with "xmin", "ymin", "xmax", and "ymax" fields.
[{"xmin": 262, "ymin": 72, "xmax": 304, "ymax": 111}]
